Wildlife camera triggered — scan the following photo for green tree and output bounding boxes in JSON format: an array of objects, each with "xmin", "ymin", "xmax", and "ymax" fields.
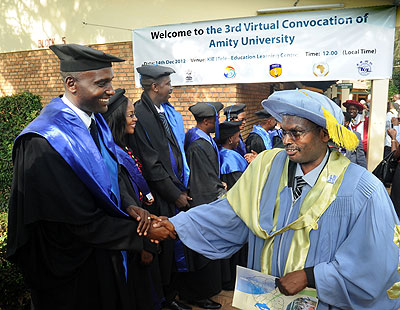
[{"xmin": 0, "ymin": 92, "xmax": 42, "ymax": 211}]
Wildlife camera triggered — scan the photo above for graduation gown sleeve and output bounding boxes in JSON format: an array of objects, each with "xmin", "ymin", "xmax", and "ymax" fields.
[
  {"xmin": 170, "ymin": 198, "xmax": 248, "ymax": 260},
  {"xmin": 313, "ymin": 175, "xmax": 400, "ymax": 309},
  {"xmin": 131, "ymin": 125, "xmax": 181, "ymax": 203}
]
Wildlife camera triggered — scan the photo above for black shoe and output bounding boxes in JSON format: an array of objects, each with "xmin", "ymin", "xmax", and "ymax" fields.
[
  {"xmin": 164, "ymin": 300, "xmax": 192, "ymax": 310},
  {"xmin": 188, "ymin": 299, "xmax": 221, "ymax": 309}
]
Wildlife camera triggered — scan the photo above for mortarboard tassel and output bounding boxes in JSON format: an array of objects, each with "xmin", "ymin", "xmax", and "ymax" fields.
[{"xmin": 322, "ymin": 107, "xmax": 359, "ymax": 152}]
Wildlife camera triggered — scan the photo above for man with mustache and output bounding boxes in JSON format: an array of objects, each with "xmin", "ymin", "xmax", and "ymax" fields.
[
  {"xmin": 7, "ymin": 44, "xmax": 171, "ymax": 310},
  {"xmin": 156, "ymin": 89, "xmax": 400, "ymax": 309}
]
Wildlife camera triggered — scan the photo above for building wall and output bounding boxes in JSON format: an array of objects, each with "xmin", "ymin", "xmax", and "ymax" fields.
[
  {"xmin": 1, "ymin": 0, "xmax": 394, "ymax": 53},
  {"xmin": 0, "ymin": 41, "xmax": 271, "ymax": 133}
]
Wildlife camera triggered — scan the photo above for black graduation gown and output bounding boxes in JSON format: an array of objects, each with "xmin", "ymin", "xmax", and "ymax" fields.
[
  {"xmin": 177, "ymin": 138, "xmax": 225, "ymax": 301},
  {"xmin": 185, "ymin": 139, "xmax": 226, "ymax": 206},
  {"xmin": 245, "ymin": 132, "xmax": 266, "ymax": 154},
  {"xmin": 131, "ymin": 92, "xmax": 185, "ymax": 297},
  {"xmin": 7, "ymin": 134, "xmax": 151, "ymax": 310},
  {"xmin": 221, "ymin": 171, "xmax": 243, "ymax": 191}
]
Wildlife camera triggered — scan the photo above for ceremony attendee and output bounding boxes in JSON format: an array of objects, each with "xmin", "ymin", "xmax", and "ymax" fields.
[
  {"xmin": 246, "ymin": 110, "xmax": 277, "ymax": 154},
  {"xmin": 159, "ymin": 89, "xmax": 400, "ymax": 309},
  {"xmin": 218, "ymin": 121, "xmax": 248, "ymax": 190},
  {"xmin": 223, "ymin": 104, "xmax": 247, "ymax": 156},
  {"xmin": 102, "ymin": 88, "xmax": 163, "ymax": 310},
  {"xmin": 335, "ymin": 112, "xmax": 367, "ymax": 168},
  {"xmin": 181, "ymin": 101, "xmax": 226, "ymax": 309},
  {"xmin": 185, "ymin": 102, "xmax": 226, "ymax": 206},
  {"xmin": 343, "ymin": 99, "xmax": 368, "ymax": 153},
  {"xmin": 132, "ymin": 65, "xmax": 192, "ymax": 310},
  {"xmin": 385, "ymin": 101, "xmax": 399, "ymax": 158},
  {"xmin": 217, "ymin": 120, "xmax": 248, "ymax": 291},
  {"xmin": 7, "ymin": 44, "xmax": 171, "ymax": 310}
]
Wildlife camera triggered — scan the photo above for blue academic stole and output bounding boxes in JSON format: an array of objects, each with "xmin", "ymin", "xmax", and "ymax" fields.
[
  {"xmin": 163, "ymin": 102, "xmax": 190, "ymax": 189},
  {"xmin": 251, "ymin": 125, "xmax": 273, "ymax": 150},
  {"xmin": 115, "ymin": 146, "xmax": 152, "ymax": 201},
  {"xmin": 220, "ymin": 147, "xmax": 248, "ymax": 174}
]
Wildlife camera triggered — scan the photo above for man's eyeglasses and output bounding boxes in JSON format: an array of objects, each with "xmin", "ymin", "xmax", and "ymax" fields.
[{"xmin": 278, "ymin": 127, "xmax": 317, "ymax": 141}]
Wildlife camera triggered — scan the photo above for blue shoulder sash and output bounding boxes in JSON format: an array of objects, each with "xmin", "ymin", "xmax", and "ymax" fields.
[
  {"xmin": 16, "ymin": 97, "xmax": 129, "ymax": 218},
  {"xmin": 115, "ymin": 147, "xmax": 152, "ymax": 200},
  {"xmin": 220, "ymin": 147, "xmax": 248, "ymax": 174},
  {"xmin": 162, "ymin": 102, "xmax": 190, "ymax": 188},
  {"xmin": 251, "ymin": 125, "xmax": 273, "ymax": 150}
]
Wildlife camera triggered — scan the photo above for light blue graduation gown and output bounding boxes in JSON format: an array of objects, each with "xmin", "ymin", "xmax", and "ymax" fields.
[{"xmin": 170, "ymin": 161, "xmax": 400, "ymax": 309}]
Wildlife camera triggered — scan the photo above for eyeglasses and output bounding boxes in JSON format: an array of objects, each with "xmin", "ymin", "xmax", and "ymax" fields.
[
  {"xmin": 278, "ymin": 127, "xmax": 317, "ymax": 141},
  {"xmin": 127, "ymin": 113, "xmax": 137, "ymax": 119}
]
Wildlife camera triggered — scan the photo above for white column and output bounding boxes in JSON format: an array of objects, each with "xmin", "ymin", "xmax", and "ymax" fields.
[{"xmin": 367, "ymin": 79, "xmax": 389, "ymax": 171}]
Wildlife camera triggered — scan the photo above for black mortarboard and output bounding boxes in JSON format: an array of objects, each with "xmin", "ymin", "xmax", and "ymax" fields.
[
  {"xmin": 223, "ymin": 104, "xmax": 246, "ymax": 121},
  {"xmin": 255, "ymin": 110, "xmax": 272, "ymax": 119},
  {"xmin": 219, "ymin": 121, "xmax": 242, "ymax": 141},
  {"xmin": 101, "ymin": 88, "xmax": 127, "ymax": 121},
  {"xmin": 136, "ymin": 65, "xmax": 175, "ymax": 79},
  {"xmin": 188, "ymin": 102, "xmax": 224, "ymax": 118},
  {"xmin": 50, "ymin": 44, "xmax": 125, "ymax": 72}
]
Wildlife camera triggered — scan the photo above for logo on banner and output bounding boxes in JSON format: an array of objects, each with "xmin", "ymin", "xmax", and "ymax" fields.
[
  {"xmin": 357, "ymin": 60, "xmax": 372, "ymax": 76},
  {"xmin": 269, "ymin": 64, "xmax": 282, "ymax": 78},
  {"xmin": 313, "ymin": 63, "xmax": 329, "ymax": 77},
  {"xmin": 224, "ymin": 66, "xmax": 236, "ymax": 79},
  {"xmin": 185, "ymin": 70, "xmax": 193, "ymax": 82}
]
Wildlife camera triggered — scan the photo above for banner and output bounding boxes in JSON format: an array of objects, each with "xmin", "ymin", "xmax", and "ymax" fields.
[{"xmin": 133, "ymin": 6, "xmax": 395, "ymax": 87}]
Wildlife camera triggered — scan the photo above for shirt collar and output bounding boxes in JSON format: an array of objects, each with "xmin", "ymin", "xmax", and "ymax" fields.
[
  {"xmin": 154, "ymin": 104, "xmax": 165, "ymax": 113},
  {"xmin": 61, "ymin": 95, "xmax": 94, "ymax": 129},
  {"xmin": 295, "ymin": 149, "xmax": 329, "ymax": 187}
]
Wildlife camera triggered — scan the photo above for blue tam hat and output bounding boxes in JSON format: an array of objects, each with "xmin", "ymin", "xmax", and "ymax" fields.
[{"xmin": 262, "ymin": 89, "xmax": 359, "ymax": 151}]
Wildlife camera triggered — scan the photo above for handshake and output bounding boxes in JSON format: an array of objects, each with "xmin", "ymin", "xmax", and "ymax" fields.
[{"xmin": 126, "ymin": 205, "xmax": 177, "ymax": 243}]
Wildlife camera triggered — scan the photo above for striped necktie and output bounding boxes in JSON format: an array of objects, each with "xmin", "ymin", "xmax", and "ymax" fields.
[
  {"xmin": 159, "ymin": 112, "xmax": 173, "ymax": 139},
  {"xmin": 293, "ymin": 176, "xmax": 307, "ymax": 200}
]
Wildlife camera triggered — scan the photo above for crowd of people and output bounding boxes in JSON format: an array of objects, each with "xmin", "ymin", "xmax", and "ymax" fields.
[{"xmin": 6, "ymin": 43, "xmax": 400, "ymax": 310}]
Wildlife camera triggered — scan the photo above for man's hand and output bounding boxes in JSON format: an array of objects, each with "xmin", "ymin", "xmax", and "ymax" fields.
[
  {"xmin": 126, "ymin": 205, "xmax": 157, "ymax": 236},
  {"xmin": 147, "ymin": 221, "xmax": 176, "ymax": 243},
  {"xmin": 276, "ymin": 270, "xmax": 308, "ymax": 296},
  {"xmin": 153, "ymin": 217, "xmax": 176, "ymax": 237},
  {"xmin": 392, "ymin": 117, "xmax": 399, "ymax": 126},
  {"xmin": 175, "ymin": 192, "xmax": 192, "ymax": 209},
  {"xmin": 244, "ymin": 150, "xmax": 258, "ymax": 164},
  {"xmin": 140, "ymin": 249, "xmax": 154, "ymax": 265},
  {"xmin": 222, "ymin": 181, "xmax": 228, "ymax": 191}
]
